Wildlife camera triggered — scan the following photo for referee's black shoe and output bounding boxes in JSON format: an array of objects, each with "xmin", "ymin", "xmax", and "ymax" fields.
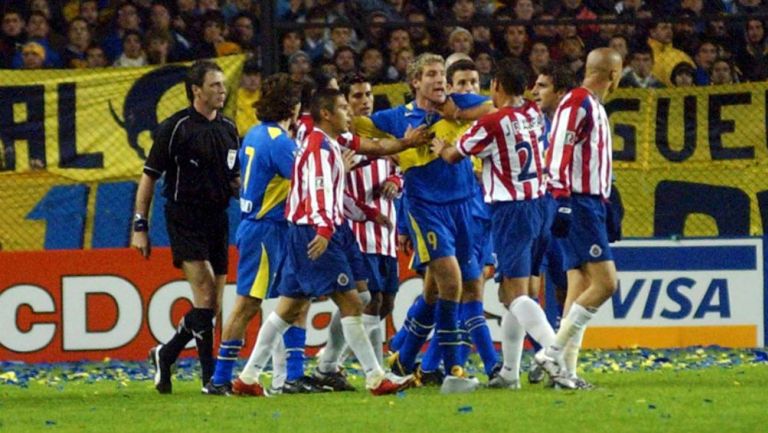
[
  {"xmin": 282, "ymin": 376, "xmax": 332, "ymax": 394},
  {"xmin": 149, "ymin": 345, "xmax": 173, "ymax": 394}
]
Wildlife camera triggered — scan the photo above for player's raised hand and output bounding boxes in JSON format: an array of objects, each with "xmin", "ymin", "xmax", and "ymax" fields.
[
  {"xmin": 430, "ymin": 137, "xmax": 447, "ymax": 156},
  {"xmin": 402, "ymin": 125, "xmax": 434, "ymax": 148},
  {"xmin": 308, "ymin": 235, "xmax": 329, "ymax": 260},
  {"xmin": 379, "ymin": 180, "xmax": 399, "ymax": 200},
  {"xmin": 131, "ymin": 231, "xmax": 151, "ymax": 259}
]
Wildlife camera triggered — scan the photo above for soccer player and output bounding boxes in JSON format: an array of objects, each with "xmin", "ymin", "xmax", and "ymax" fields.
[
  {"xmin": 203, "ymin": 73, "xmax": 319, "ymax": 395},
  {"xmin": 432, "ymin": 58, "xmax": 574, "ymax": 389},
  {"xmin": 536, "ymin": 47, "xmax": 622, "ymax": 387},
  {"xmin": 417, "ymin": 59, "xmax": 499, "ymax": 385},
  {"xmin": 134, "ymin": 61, "xmax": 240, "ymax": 394},
  {"xmin": 527, "ymin": 64, "xmax": 577, "ymax": 384},
  {"xmin": 232, "ymin": 89, "xmax": 414, "ymax": 396},
  {"xmin": 356, "ymin": 53, "xmax": 494, "ymax": 393}
]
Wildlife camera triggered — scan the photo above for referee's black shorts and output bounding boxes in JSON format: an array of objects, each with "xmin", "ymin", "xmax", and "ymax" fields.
[{"xmin": 165, "ymin": 202, "xmax": 229, "ymax": 275}]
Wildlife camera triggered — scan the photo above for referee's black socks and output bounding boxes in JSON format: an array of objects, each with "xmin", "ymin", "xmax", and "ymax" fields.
[{"xmin": 161, "ymin": 308, "xmax": 216, "ymax": 385}]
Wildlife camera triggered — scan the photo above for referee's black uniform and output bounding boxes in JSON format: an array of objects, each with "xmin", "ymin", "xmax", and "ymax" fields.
[{"xmin": 143, "ymin": 106, "xmax": 240, "ymax": 274}]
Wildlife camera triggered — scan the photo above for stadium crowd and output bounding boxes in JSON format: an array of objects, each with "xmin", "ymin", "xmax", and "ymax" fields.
[{"xmin": 2, "ymin": 0, "xmax": 768, "ymax": 88}]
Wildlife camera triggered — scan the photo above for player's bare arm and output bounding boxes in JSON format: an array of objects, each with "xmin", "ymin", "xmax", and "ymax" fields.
[{"xmin": 431, "ymin": 137, "xmax": 463, "ymax": 163}]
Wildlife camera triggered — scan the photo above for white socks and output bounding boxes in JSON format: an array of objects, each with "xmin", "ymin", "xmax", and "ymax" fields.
[
  {"xmin": 553, "ymin": 303, "xmax": 594, "ymax": 349},
  {"xmin": 564, "ymin": 325, "xmax": 586, "ymax": 377},
  {"xmin": 363, "ymin": 314, "xmax": 384, "ymax": 364},
  {"xmin": 239, "ymin": 312, "xmax": 291, "ymax": 384},
  {"xmin": 318, "ymin": 310, "xmax": 346, "ymax": 373},
  {"xmin": 510, "ymin": 296, "xmax": 556, "ymax": 348},
  {"xmin": 500, "ymin": 308, "xmax": 525, "ymax": 382},
  {"xmin": 341, "ymin": 315, "xmax": 385, "ymax": 388},
  {"xmin": 270, "ymin": 338, "xmax": 287, "ymax": 389}
]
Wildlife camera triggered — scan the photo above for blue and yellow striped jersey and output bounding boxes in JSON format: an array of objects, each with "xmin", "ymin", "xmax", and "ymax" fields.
[
  {"xmin": 238, "ymin": 122, "xmax": 297, "ymax": 222},
  {"xmin": 355, "ymin": 93, "xmax": 491, "ymax": 204}
]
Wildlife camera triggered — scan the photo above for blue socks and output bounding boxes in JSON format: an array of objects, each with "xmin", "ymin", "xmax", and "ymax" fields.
[
  {"xmin": 211, "ymin": 339, "xmax": 243, "ymax": 386},
  {"xmin": 398, "ymin": 297, "xmax": 435, "ymax": 372},
  {"xmin": 283, "ymin": 326, "xmax": 306, "ymax": 381},
  {"xmin": 420, "ymin": 332, "xmax": 442, "ymax": 372},
  {"xmin": 436, "ymin": 299, "xmax": 460, "ymax": 374},
  {"xmin": 462, "ymin": 301, "xmax": 498, "ymax": 375}
]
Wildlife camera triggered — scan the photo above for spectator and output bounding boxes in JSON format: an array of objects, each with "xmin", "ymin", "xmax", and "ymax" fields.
[
  {"xmin": 592, "ymin": 13, "xmax": 619, "ymax": 50},
  {"xmin": 560, "ymin": 35, "xmax": 586, "ymax": 80},
  {"xmin": 513, "ymin": 0, "xmax": 536, "ymax": 21},
  {"xmin": 710, "ymin": 58, "xmax": 737, "ymax": 84},
  {"xmin": 730, "ymin": 0, "xmax": 768, "ymax": 14},
  {"xmin": 333, "ymin": 45, "xmax": 358, "ymax": 79},
  {"xmin": 470, "ymin": 18, "xmax": 493, "ymax": 52},
  {"xmin": 21, "ymin": 41, "xmax": 46, "ymax": 69},
  {"xmin": 288, "ymin": 50, "xmax": 312, "ymax": 83},
  {"xmin": 558, "ymin": 0, "xmax": 598, "ymax": 39},
  {"xmin": 102, "ymin": 2, "xmax": 143, "ymax": 62},
  {"xmin": 670, "ymin": 61, "xmax": 695, "ymax": 87},
  {"xmin": 452, "ymin": 0, "xmax": 477, "ymax": 24},
  {"xmin": 648, "ymin": 21, "xmax": 695, "ymax": 86},
  {"xmin": 447, "ymin": 27, "xmax": 473, "ymax": 57},
  {"xmin": 503, "ymin": 24, "xmax": 528, "ymax": 59},
  {"xmin": 235, "ymin": 58, "xmax": 262, "ymax": 136},
  {"xmin": 736, "ymin": 18, "xmax": 768, "ymax": 82},
  {"xmin": 532, "ymin": 13, "xmax": 558, "ymax": 45},
  {"xmin": 325, "ymin": 19, "xmax": 358, "ymax": 60},
  {"xmin": 406, "ymin": 7, "xmax": 433, "ymax": 54},
  {"xmin": 619, "ymin": 43, "xmax": 665, "ymax": 88},
  {"xmin": 474, "ymin": 47, "xmax": 495, "ymax": 90},
  {"xmin": 280, "ymin": 30, "xmax": 303, "ymax": 70},
  {"xmin": 193, "ymin": 11, "xmax": 241, "ymax": 59},
  {"xmin": 360, "ymin": 46, "xmax": 388, "ymax": 84},
  {"xmin": 693, "ymin": 39, "xmax": 717, "ymax": 85},
  {"xmin": 386, "ymin": 27, "xmax": 412, "ymax": 66},
  {"xmin": 387, "ymin": 46, "xmax": 414, "ymax": 82},
  {"xmin": 62, "ymin": 17, "xmax": 91, "ymax": 68},
  {"xmin": 113, "ymin": 30, "xmax": 147, "ymax": 67},
  {"xmin": 672, "ymin": 10, "xmax": 700, "ymax": 56},
  {"xmin": 365, "ymin": 9, "xmax": 390, "ymax": 51},
  {"xmin": 78, "ymin": 0, "xmax": 100, "ymax": 29},
  {"xmin": 85, "ymin": 44, "xmax": 108, "ymax": 68},
  {"xmin": 529, "ymin": 39, "xmax": 551, "ymax": 78},
  {"xmin": 303, "ymin": 7, "xmax": 328, "ymax": 63},
  {"xmin": 608, "ymin": 34, "xmax": 630, "ymax": 72},
  {"xmin": 230, "ymin": 13, "xmax": 259, "ymax": 56},
  {"xmin": 1, "ymin": 10, "xmax": 26, "ymax": 68},
  {"xmin": 13, "ymin": 11, "xmax": 62, "ymax": 68},
  {"xmin": 145, "ymin": 29, "xmax": 172, "ymax": 65},
  {"xmin": 149, "ymin": 2, "xmax": 192, "ymax": 61}
]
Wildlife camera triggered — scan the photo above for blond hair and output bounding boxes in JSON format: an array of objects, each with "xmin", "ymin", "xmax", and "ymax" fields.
[{"xmin": 406, "ymin": 52, "xmax": 444, "ymax": 84}]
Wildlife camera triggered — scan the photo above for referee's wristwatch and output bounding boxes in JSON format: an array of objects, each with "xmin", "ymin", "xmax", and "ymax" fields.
[{"xmin": 133, "ymin": 213, "xmax": 149, "ymax": 232}]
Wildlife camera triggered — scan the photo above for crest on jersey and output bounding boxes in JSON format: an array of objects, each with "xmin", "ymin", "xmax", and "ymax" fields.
[
  {"xmin": 564, "ymin": 131, "xmax": 576, "ymax": 145},
  {"xmin": 315, "ymin": 178, "xmax": 325, "ymax": 189},
  {"xmin": 589, "ymin": 244, "xmax": 603, "ymax": 258},
  {"xmin": 227, "ymin": 149, "xmax": 237, "ymax": 169},
  {"xmin": 337, "ymin": 273, "xmax": 350, "ymax": 286}
]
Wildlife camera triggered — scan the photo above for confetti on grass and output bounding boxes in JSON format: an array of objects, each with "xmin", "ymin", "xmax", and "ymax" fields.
[{"xmin": 1, "ymin": 347, "xmax": 765, "ymax": 389}]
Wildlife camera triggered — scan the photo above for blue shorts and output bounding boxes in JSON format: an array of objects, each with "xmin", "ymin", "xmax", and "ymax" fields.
[
  {"xmin": 363, "ymin": 254, "xmax": 399, "ymax": 294},
  {"xmin": 235, "ymin": 219, "xmax": 287, "ymax": 299},
  {"xmin": 274, "ymin": 224, "xmax": 355, "ymax": 298},
  {"xmin": 337, "ymin": 223, "xmax": 368, "ymax": 283},
  {"xmin": 491, "ymin": 198, "xmax": 548, "ymax": 280},
  {"xmin": 472, "ymin": 216, "xmax": 494, "ymax": 269},
  {"xmin": 555, "ymin": 195, "xmax": 613, "ymax": 270},
  {"xmin": 406, "ymin": 197, "xmax": 480, "ymax": 281}
]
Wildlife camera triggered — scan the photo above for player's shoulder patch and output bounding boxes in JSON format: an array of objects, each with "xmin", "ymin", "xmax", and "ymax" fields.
[{"xmin": 268, "ymin": 126, "xmax": 283, "ymax": 139}]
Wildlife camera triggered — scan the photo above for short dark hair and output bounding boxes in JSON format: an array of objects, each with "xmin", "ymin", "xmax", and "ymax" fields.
[
  {"xmin": 447, "ymin": 59, "xmax": 477, "ymax": 84},
  {"xmin": 310, "ymin": 88, "xmax": 344, "ymax": 123},
  {"xmin": 340, "ymin": 73, "xmax": 370, "ymax": 98},
  {"xmin": 256, "ymin": 73, "xmax": 300, "ymax": 122},
  {"xmin": 185, "ymin": 60, "xmax": 223, "ymax": 103},
  {"xmin": 242, "ymin": 57, "xmax": 261, "ymax": 75},
  {"xmin": 494, "ymin": 58, "xmax": 528, "ymax": 96},
  {"xmin": 629, "ymin": 41, "xmax": 653, "ymax": 61},
  {"xmin": 538, "ymin": 63, "xmax": 577, "ymax": 93}
]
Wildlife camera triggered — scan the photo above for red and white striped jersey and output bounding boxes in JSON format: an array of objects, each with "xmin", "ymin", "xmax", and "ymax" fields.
[
  {"xmin": 285, "ymin": 128, "xmax": 346, "ymax": 239},
  {"xmin": 546, "ymin": 87, "xmax": 612, "ymax": 200},
  {"xmin": 346, "ymin": 158, "xmax": 401, "ymax": 257},
  {"xmin": 457, "ymin": 100, "xmax": 547, "ymax": 202},
  {"xmin": 295, "ymin": 113, "xmax": 313, "ymax": 145}
]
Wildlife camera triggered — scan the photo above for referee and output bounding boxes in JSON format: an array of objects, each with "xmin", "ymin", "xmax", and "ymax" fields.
[{"xmin": 131, "ymin": 60, "xmax": 240, "ymax": 394}]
